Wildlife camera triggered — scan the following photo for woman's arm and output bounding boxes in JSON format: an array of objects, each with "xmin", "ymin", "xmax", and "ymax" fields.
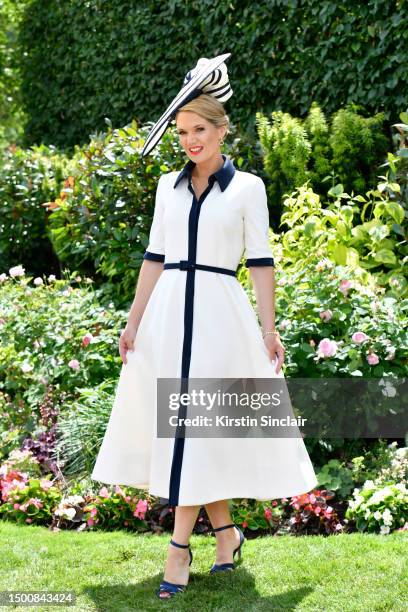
[
  {"xmin": 248, "ymin": 265, "xmax": 285, "ymax": 374},
  {"xmin": 249, "ymin": 266, "xmax": 276, "ymax": 332},
  {"xmin": 119, "ymin": 260, "xmax": 163, "ymax": 364}
]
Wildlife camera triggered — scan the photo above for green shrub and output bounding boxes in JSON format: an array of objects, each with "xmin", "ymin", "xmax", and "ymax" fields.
[
  {"xmin": 257, "ymin": 103, "xmax": 389, "ymax": 206},
  {"xmin": 345, "ymin": 481, "xmax": 408, "ymax": 534},
  {"xmin": 0, "ymin": 269, "xmax": 125, "ymax": 445},
  {"xmin": 0, "ymin": 143, "xmax": 70, "ymax": 276}
]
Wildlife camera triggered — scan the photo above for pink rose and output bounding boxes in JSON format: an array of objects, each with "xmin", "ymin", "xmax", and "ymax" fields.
[
  {"xmin": 352, "ymin": 331, "xmax": 369, "ymax": 344},
  {"xmin": 317, "ymin": 338, "xmax": 338, "ymax": 358},
  {"xmin": 339, "ymin": 279, "xmax": 352, "ymax": 296},
  {"xmin": 367, "ymin": 353, "xmax": 379, "ymax": 365},
  {"xmin": 68, "ymin": 359, "xmax": 80, "ymax": 370},
  {"xmin": 82, "ymin": 333, "xmax": 93, "ymax": 347},
  {"xmin": 319, "ymin": 310, "xmax": 333, "ymax": 322}
]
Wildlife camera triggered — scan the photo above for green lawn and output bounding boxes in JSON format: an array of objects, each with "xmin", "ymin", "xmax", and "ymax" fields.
[{"xmin": 0, "ymin": 522, "xmax": 407, "ymax": 611}]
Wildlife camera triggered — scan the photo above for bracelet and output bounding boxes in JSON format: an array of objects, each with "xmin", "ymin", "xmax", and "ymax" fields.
[{"xmin": 262, "ymin": 330, "xmax": 280, "ymax": 338}]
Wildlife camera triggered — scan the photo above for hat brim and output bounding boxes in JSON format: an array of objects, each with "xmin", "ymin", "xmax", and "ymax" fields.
[{"xmin": 141, "ymin": 53, "xmax": 231, "ymax": 157}]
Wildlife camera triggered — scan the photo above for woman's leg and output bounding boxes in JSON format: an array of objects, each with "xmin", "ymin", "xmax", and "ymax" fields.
[
  {"xmin": 159, "ymin": 504, "xmax": 201, "ymax": 599},
  {"xmin": 204, "ymin": 499, "xmax": 241, "ymax": 565}
]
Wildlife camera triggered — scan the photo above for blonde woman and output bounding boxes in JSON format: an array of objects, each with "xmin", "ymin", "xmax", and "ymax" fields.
[{"xmin": 91, "ymin": 55, "xmax": 318, "ymax": 600}]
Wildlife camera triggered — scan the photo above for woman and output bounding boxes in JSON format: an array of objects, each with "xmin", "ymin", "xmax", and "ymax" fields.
[{"xmin": 91, "ymin": 55, "xmax": 318, "ymax": 600}]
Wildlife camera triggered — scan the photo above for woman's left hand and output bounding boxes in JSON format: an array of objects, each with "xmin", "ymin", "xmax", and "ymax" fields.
[{"xmin": 263, "ymin": 333, "xmax": 285, "ymax": 374}]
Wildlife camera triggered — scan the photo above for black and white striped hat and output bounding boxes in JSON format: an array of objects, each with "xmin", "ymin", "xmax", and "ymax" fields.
[{"xmin": 141, "ymin": 53, "xmax": 233, "ymax": 157}]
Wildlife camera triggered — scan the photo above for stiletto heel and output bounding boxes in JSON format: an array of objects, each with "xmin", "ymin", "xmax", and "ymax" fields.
[
  {"xmin": 156, "ymin": 539, "xmax": 193, "ymax": 599},
  {"xmin": 209, "ymin": 522, "xmax": 245, "ymax": 574}
]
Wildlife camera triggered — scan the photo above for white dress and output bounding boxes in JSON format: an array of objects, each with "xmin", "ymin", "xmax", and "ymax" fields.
[{"xmin": 91, "ymin": 154, "xmax": 318, "ymax": 506}]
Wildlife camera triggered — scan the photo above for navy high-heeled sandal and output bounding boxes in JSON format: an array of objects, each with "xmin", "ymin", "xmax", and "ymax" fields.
[
  {"xmin": 156, "ymin": 539, "xmax": 193, "ymax": 600},
  {"xmin": 209, "ymin": 522, "xmax": 245, "ymax": 574}
]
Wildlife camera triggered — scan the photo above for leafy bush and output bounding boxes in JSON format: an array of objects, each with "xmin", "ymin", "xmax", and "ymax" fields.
[
  {"xmin": 345, "ymin": 481, "xmax": 408, "ymax": 534},
  {"xmin": 316, "ymin": 459, "xmax": 355, "ymax": 498},
  {"xmin": 257, "ymin": 103, "xmax": 389, "ymax": 205},
  {"xmin": 0, "ymin": 143, "xmax": 70, "ymax": 276},
  {"xmin": 0, "ymin": 269, "xmax": 125, "ymax": 460}
]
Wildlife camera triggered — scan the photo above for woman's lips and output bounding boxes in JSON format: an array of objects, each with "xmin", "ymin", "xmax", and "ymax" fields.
[{"xmin": 189, "ymin": 147, "xmax": 203, "ymax": 155}]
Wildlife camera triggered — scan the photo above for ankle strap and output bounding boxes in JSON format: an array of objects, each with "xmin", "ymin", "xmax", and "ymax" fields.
[
  {"xmin": 212, "ymin": 523, "xmax": 236, "ymax": 533},
  {"xmin": 170, "ymin": 539, "xmax": 190, "ymax": 548}
]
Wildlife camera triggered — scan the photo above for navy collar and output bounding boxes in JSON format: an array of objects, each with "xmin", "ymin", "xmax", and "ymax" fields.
[{"xmin": 173, "ymin": 153, "xmax": 235, "ymax": 192}]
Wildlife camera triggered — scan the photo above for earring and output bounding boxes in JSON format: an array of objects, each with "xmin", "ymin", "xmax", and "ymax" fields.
[{"xmin": 219, "ymin": 139, "xmax": 224, "ymax": 145}]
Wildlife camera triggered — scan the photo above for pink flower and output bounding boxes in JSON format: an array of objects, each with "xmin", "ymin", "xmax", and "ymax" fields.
[
  {"xmin": 367, "ymin": 353, "xmax": 379, "ymax": 365},
  {"xmin": 317, "ymin": 338, "xmax": 338, "ymax": 358},
  {"xmin": 90, "ymin": 508, "xmax": 98, "ymax": 517},
  {"xmin": 9, "ymin": 265, "xmax": 25, "ymax": 277},
  {"xmin": 352, "ymin": 331, "xmax": 369, "ymax": 344},
  {"xmin": 26, "ymin": 518, "xmax": 33, "ymax": 523},
  {"xmin": 242, "ymin": 521, "xmax": 248, "ymax": 528},
  {"xmin": 309, "ymin": 493, "xmax": 316, "ymax": 503},
  {"xmin": 319, "ymin": 310, "xmax": 333, "ymax": 322},
  {"xmin": 87, "ymin": 517, "xmax": 95, "ymax": 527},
  {"xmin": 125, "ymin": 496, "xmax": 131, "ymax": 502},
  {"xmin": 13, "ymin": 503, "xmax": 20, "ymax": 510},
  {"xmin": 314, "ymin": 506, "xmax": 322, "ymax": 515},
  {"xmin": 82, "ymin": 333, "xmax": 93, "ymax": 347},
  {"xmin": 133, "ymin": 498, "xmax": 148, "ymax": 519},
  {"xmin": 68, "ymin": 359, "xmax": 80, "ymax": 370},
  {"xmin": 264, "ymin": 508, "xmax": 272, "ymax": 521},
  {"xmin": 114, "ymin": 485, "xmax": 124, "ymax": 496},
  {"xmin": 40, "ymin": 479, "xmax": 54, "ymax": 490},
  {"xmin": 272, "ymin": 500, "xmax": 278, "ymax": 507},
  {"xmin": 339, "ymin": 279, "xmax": 352, "ymax": 296},
  {"xmin": 99, "ymin": 486, "xmax": 109, "ymax": 498}
]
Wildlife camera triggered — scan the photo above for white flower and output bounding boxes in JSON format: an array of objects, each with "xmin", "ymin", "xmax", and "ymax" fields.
[
  {"xmin": 21, "ymin": 363, "xmax": 34, "ymax": 373},
  {"xmin": 65, "ymin": 495, "xmax": 84, "ymax": 505},
  {"xmin": 54, "ymin": 507, "xmax": 76, "ymax": 520},
  {"xmin": 363, "ymin": 480, "xmax": 375, "ymax": 490},
  {"xmin": 33, "ymin": 277, "xmax": 43, "ymax": 286},
  {"xmin": 9, "ymin": 265, "xmax": 25, "ymax": 277},
  {"xmin": 380, "ymin": 524, "xmax": 390, "ymax": 535},
  {"xmin": 382, "ymin": 509, "xmax": 393, "ymax": 526},
  {"xmin": 48, "ymin": 274, "xmax": 56, "ymax": 282},
  {"xmin": 364, "ymin": 509, "xmax": 371, "ymax": 520},
  {"xmin": 373, "ymin": 511, "xmax": 382, "ymax": 521},
  {"xmin": 0, "ymin": 273, "xmax": 7, "ymax": 282}
]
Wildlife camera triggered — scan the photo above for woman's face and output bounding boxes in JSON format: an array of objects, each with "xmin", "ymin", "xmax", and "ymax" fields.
[{"xmin": 176, "ymin": 111, "xmax": 226, "ymax": 164}]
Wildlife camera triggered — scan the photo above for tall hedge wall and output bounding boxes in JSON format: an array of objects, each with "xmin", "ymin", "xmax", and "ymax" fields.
[{"xmin": 15, "ymin": 0, "xmax": 408, "ymax": 149}]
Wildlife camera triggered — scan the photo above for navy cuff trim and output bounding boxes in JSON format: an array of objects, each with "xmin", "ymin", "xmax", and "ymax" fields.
[
  {"xmin": 245, "ymin": 257, "xmax": 274, "ymax": 267},
  {"xmin": 143, "ymin": 251, "xmax": 165, "ymax": 262}
]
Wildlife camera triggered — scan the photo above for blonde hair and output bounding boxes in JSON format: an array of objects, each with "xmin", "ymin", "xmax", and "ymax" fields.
[{"xmin": 175, "ymin": 93, "xmax": 231, "ymax": 138}]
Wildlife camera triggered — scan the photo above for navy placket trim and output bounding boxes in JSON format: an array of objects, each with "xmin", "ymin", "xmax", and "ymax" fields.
[{"xmin": 168, "ymin": 174, "xmax": 217, "ymax": 507}]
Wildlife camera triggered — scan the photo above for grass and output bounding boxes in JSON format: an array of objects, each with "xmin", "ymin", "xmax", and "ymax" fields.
[{"xmin": 0, "ymin": 521, "xmax": 407, "ymax": 611}]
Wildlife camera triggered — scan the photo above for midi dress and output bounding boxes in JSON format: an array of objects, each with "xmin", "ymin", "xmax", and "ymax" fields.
[{"xmin": 91, "ymin": 153, "xmax": 318, "ymax": 506}]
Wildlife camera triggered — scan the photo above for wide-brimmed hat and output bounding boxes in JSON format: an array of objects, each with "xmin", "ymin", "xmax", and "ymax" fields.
[{"xmin": 141, "ymin": 53, "xmax": 233, "ymax": 157}]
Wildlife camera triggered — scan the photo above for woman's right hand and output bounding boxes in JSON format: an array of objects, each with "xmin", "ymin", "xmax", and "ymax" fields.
[{"xmin": 119, "ymin": 324, "xmax": 138, "ymax": 365}]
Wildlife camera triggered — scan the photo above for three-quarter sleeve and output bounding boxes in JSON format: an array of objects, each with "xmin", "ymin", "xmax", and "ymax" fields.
[
  {"xmin": 243, "ymin": 177, "xmax": 274, "ymax": 267},
  {"xmin": 143, "ymin": 175, "xmax": 165, "ymax": 262}
]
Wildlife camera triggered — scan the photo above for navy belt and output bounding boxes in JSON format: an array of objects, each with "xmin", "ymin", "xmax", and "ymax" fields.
[{"xmin": 163, "ymin": 260, "xmax": 237, "ymax": 277}]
